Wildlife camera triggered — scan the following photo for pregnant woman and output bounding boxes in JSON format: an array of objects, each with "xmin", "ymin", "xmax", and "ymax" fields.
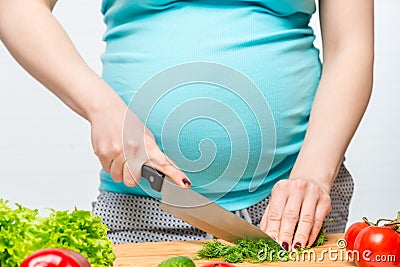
[{"xmin": 0, "ymin": 0, "xmax": 373, "ymax": 251}]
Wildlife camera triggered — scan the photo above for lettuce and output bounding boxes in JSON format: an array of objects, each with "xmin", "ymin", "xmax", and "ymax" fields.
[{"xmin": 0, "ymin": 199, "xmax": 116, "ymax": 267}]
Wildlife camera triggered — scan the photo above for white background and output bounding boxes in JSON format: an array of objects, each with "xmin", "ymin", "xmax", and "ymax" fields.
[{"xmin": 0, "ymin": 1, "xmax": 398, "ymax": 227}]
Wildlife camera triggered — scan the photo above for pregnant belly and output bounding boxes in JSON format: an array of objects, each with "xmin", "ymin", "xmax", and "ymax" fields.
[
  {"xmin": 101, "ymin": 5, "xmax": 322, "ymax": 194},
  {"xmin": 125, "ymin": 76, "xmax": 279, "ymax": 195}
]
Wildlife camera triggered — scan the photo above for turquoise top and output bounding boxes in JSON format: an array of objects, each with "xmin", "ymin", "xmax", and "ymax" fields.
[{"xmin": 99, "ymin": 0, "xmax": 322, "ymax": 211}]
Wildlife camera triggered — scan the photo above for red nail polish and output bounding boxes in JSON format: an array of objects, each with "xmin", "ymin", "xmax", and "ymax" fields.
[
  {"xmin": 282, "ymin": 242, "xmax": 289, "ymax": 251},
  {"xmin": 294, "ymin": 242, "xmax": 301, "ymax": 250},
  {"xmin": 182, "ymin": 178, "xmax": 191, "ymax": 186}
]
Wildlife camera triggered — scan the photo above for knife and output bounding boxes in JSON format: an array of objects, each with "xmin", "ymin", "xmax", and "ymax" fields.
[{"xmin": 141, "ymin": 165, "xmax": 283, "ymax": 249}]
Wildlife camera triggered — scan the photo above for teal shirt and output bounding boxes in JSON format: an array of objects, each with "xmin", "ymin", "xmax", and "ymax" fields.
[{"xmin": 99, "ymin": 0, "xmax": 322, "ymax": 211}]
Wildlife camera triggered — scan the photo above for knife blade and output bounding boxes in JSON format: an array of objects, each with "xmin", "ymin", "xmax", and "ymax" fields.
[{"xmin": 141, "ymin": 165, "xmax": 283, "ymax": 249}]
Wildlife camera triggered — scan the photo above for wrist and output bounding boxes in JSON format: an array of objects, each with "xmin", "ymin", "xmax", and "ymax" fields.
[
  {"xmin": 289, "ymin": 162, "xmax": 339, "ymax": 194},
  {"xmin": 83, "ymin": 79, "xmax": 127, "ymax": 123}
]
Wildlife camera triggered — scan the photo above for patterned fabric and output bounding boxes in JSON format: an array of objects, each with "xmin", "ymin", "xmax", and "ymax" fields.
[{"xmin": 92, "ymin": 164, "xmax": 354, "ymax": 244}]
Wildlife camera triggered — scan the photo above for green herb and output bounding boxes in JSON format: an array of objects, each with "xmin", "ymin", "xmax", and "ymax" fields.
[
  {"xmin": 0, "ymin": 199, "xmax": 116, "ymax": 267},
  {"xmin": 308, "ymin": 218, "xmax": 333, "ymax": 248},
  {"xmin": 196, "ymin": 238, "xmax": 288, "ymax": 263},
  {"xmin": 196, "ymin": 219, "xmax": 331, "ymax": 263}
]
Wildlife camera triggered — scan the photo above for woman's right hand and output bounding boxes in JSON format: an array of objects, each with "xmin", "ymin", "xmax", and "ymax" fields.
[
  {"xmin": 0, "ymin": 0, "xmax": 190, "ymax": 189},
  {"xmin": 89, "ymin": 98, "xmax": 191, "ymax": 188}
]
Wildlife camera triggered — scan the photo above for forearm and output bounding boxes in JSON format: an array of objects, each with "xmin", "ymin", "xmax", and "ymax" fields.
[
  {"xmin": 0, "ymin": 0, "xmax": 123, "ymax": 121},
  {"xmin": 291, "ymin": 49, "xmax": 373, "ymax": 190},
  {"xmin": 289, "ymin": 0, "xmax": 374, "ymax": 192}
]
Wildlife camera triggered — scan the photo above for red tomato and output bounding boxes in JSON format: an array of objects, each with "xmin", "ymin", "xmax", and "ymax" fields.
[
  {"xmin": 20, "ymin": 248, "xmax": 91, "ymax": 267},
  {"xmin": 201, "ymin": 262, "xmax": 236, "ymax": 267},
  {"xmin": 345, "ymin": 221, "xmax": 370, "ymax": 250},
  {"xmin": 353, "ymin": 226, "xmax": 400, "ymax": 267}
]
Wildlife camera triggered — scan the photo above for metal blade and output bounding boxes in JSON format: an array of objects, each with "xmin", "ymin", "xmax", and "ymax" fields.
[{"xmin": 159, "ymin": 177, "xmax": 281, "ymax": 248}]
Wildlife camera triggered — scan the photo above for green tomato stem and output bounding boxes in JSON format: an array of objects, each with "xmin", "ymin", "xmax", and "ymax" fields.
[
  {"xmin": 376, "ymin": 218, "xmax": 397, "ymax": 225},
  {"xmin": 362, "ymin": 217, "xmax": 375, "ymax": 226}
]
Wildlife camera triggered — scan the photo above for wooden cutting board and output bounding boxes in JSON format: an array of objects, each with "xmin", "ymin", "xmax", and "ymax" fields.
[{"xmin": 113, "ymin": 233, "xmax": 355, "ymax": 267}]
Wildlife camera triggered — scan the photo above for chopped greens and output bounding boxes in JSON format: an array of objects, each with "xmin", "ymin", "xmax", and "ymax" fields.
[
  {"xmin": 0, "ymin": 199, "xmax": 116, "ymax": 267},
  {"xmin": 197, "ymin": 239, "xmax": 289, "ymax": 263},
  {"xmin": 309, "ymin": 218, "xmax": 333, "ymax": 248},
  {"xmin": 196, "ymin": 219, "xmax": 331, "ymax": 263}
]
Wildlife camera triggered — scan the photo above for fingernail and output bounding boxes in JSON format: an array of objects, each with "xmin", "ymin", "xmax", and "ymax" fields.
[
  {"xmin": 294, "ymin": 242, "xmax": 301, "ymax": 250},
  {"xmin": 182, "ymin": 178, "xmax": 191, "ymax": 186},
  {"xmin": 282, "ymin": 242, "xmax": 289, "ymax": 251}
]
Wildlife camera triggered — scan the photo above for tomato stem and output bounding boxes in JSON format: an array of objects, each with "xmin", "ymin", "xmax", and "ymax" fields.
[
  {"xmin": 376, "ymin": 218, "xmax": 397, "ymax": 225},
  {"xmin": 362, "ymin": 217, "xmax": 375, "ymax": 226},
  {"xmin": 382, "ymin": 222, "xmax": 400, "ymax": 233}
]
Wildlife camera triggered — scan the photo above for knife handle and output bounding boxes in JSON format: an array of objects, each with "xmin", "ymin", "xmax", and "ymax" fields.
[{"xmin": 141, "ymin": 165, "xmax": 165, "ymax": 192}]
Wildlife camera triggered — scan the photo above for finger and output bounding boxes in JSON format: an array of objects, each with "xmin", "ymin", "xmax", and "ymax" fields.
[
  {"xmin": 94, "ymin": 143, "xmax": 121, "ymax": 174},
  {"xmin": 148, "ymin": 150, "xmax": 191, "ymax": 188},
  {"xmin": 98, "ymin": 157, "xmax": 113, "ymax": 174},
  {"xmin": 291, "ymin": 194, "xmax": 318, "ymax": 250},
  {"xmin": 259, "ymin": 205, "xmax": 269, "ymax": 232},
  {"xmin": 264, "ymin": 181, "xmax": 289, "ymax": 242},
  {"xmin": 123, "ymin": 159, "xmax": 141, "ymax": 187},
  {"xmin": 307, "ymin": 195, "xmax": 331, "ymax": 246},
  {"xmin": 109, "ymin": 155, "xmax": 124, "ymax": 183},
  {"xmin": 278, "ymin": 193, "xmax": 303, "ymax": 251}
]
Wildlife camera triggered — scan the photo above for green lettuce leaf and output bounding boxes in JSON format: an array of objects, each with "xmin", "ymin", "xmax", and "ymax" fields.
[{"xmin": 0, "ymin": 199, "xmax": 116, "ymax": 267}]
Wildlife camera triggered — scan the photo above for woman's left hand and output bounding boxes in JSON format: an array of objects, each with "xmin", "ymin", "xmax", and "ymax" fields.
[
  {"xmin": 259, "ymin": 178, "xmax": 332, "ymax": 251},
  {"xmin": 259, "ymin": 0, "xmax": 374, "ymax": 252}
]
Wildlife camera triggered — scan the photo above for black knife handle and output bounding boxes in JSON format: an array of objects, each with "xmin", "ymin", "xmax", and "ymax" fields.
[{"xmin": 141, "ymin": 165, "xmax": 165, "ymax": 192}]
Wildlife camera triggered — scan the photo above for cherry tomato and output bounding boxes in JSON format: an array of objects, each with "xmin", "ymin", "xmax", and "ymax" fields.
[
  {"xmin": 20, "ymin": 248, "xmax": 91, "ymax": 267},
  {"xmin": 345, "ymin": 221, "xmax": 370, "ymax": 250},
  {"xmin": 353, "ymin": 226, "xmax": 400, "ymax": 267},
  {"xmin": 201, "ymin": 262, "xmax": 236, "ymax": 267}
]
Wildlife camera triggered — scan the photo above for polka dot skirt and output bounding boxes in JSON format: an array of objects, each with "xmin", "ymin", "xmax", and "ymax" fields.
[{"xmin": 92, "ymin": 164, "xmax": 354, "ymax": 244}]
